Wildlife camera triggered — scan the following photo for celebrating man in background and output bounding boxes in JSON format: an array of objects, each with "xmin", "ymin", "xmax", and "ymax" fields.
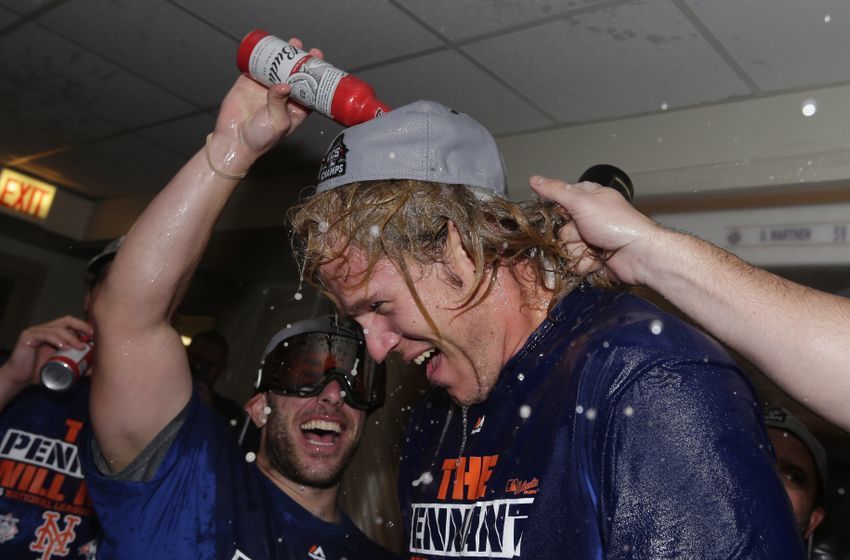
[{"xmin": 83, "ymin": 40, "xmax": 395, "ymax": 559}]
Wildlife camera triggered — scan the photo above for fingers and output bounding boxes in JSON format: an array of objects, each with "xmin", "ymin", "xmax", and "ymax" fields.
[
  {"xmin": 564, "ymin": 241, "xmax": 606, "ymax": 275},
  {"xmin": 557, "ymin": 222, "xmax": 585, "ymax": 244},
  {"xmin": 288, "ymin": 37, "xmax": 323, "ymax": 60},
  {"xmin": 253, "ymin": 36, "xmax": 320, "ymax": 133},
  {"xmin": 530, "ymin": 175, "xmax": 603, "ymax": 205},
  {"xmin": 529, "ymin": 175, "xmax": 566, "ymax": 200},
  {"xmin": 56, "ymin": 315, "xmax": 92, "ymax": 337},
  {"xmin": 266, "ymin": 82, "xmax": 294, "ymax": 121},
  {"xmin": 20, "ymin": 316, "xmax": 90, "ymax": 352},
  {"xmin": 265, "ymin": 83, "xmax": 310, "ymax": 132}
]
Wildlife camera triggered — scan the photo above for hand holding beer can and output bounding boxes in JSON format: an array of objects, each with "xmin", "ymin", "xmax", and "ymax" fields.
[{"xmin": 39, "ymin": 335, "xmax": 94, "ymax": 391}]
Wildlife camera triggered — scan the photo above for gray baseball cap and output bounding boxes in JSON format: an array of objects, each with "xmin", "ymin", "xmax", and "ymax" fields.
[
  {"xmin": 763, "ymin": 405, "xmax": 828, "ymax": 491},
  {"xmin": 315, "ymin": 100, "xmax": 508, "ymax": 197}
]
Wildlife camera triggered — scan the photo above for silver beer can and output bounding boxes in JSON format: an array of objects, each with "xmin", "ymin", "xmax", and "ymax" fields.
[{"xmin": 39, "ymin": 339, "xmax": 94, "ymax": 391}]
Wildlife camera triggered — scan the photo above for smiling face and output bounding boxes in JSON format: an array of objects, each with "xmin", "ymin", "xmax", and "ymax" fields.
[
  {"xmin": 255, "ymin": 380, "xmax": 365, "ymax": 489},
  {"xmin": 319, "ymin": 228, "xmax": 546, "ymax": 406},
  {"xmin": 767, "ymin": 427, "xmax": 826, "ymax": 538}
]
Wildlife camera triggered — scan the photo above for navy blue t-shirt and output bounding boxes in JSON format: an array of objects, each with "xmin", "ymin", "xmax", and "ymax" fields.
[
  {"xmin": 399, "ymin": 286, "xmax": 804, "ymax": 559},
  {"xmin": 0, "ymin": 380, "xmax": 99, "ymax": 559},
  {"xmin": 81, "ymin": 391, "xmax": 397, "ymax": 560}
]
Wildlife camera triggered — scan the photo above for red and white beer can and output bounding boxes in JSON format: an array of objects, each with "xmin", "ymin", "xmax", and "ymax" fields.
[
  {"xmin": 237, "ymin": 30, "xmax": 391, "ymax": 127},
  {"xmin": 39, "ymin": 337, "xmax": 94, "ymax": 391}
]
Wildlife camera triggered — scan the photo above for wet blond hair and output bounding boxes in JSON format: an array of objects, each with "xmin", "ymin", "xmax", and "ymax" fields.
[{"xmin": 288, "ymin": 180, "xmax": 610, "ymax": 332}]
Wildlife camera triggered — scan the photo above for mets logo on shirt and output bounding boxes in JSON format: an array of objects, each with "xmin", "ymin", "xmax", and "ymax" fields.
[
  {"xmin": 308, "ymin": 544, "xmax": 326, "ymax": 559},
  {"xmin": 29, "ymin": 511, "xmax": 81, "ymax": 558}
]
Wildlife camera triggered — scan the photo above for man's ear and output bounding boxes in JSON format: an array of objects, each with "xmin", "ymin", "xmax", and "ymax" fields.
[
  {"xmin": 245, "ymin": 392, "xmax": 269, "ymax": 428},
  {"xmin": 803, "ymin": 505, "xmax": 826, "ymax": 539},
  {"xmin": 445, "ymin": 221, "xmax": 475, "ymax": 281}
]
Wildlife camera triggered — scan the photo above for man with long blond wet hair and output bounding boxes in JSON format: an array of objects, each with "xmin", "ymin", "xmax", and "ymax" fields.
[
  {"xmin": 288, "ymin": 100, "xmax": 804, "ymax": 558},
  {"xmin": 290, "ymin": 177, "xmax": 610, "ymax": 338}
]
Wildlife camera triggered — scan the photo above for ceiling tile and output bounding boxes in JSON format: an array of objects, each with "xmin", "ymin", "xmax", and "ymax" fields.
[
  {"xmin": 37, "ymin": 0, "xmax": 237, "ymax": 107},
  {"xmin": 0, "ymin": 117, "xmax": 59, "ymax": 163},
  {"xmin": 0, "ymin": 4, "xmax": 17, "ymax": 25},
  {"xmin": 0, "ymin": 0, "xmax": 38, "ymax": 14},
  {"xmin": 77, "ymin": 134, "xmax": 187, "ymax": 190},
  {"xmin": 0, "ymin": 23, "xmax": 194, "ymax": 129},
  {"xmin": 0, "ymin": 91, "xmax": 118, "ymax": 156},
  {"xmin": 686, "ymin": 0, "xmax": 850, "ymax": 91},
  {"xmin": 17, "ymin": 148, "xmax": 159, "ymax": 197},
  {"xmin": 171, "ymin": 0, "xmax": 444, "ymax": 70},
  {"xmin": 139, "ymin": 113, "xmax": 218, "ymax": 158},
  {"xmin": 464, "ymin": 0, "xmax": 751, "ymax": 125},
  {"xmin": 18, "ymin": 133, "xmax": 189, "ymax": 197},
  {"xmin": 397, "ymin": 0, "xmax": 610, "ymax": 40},
  {"xmin": 357, "ymin": 50, "xmax": 553, "ymax": 135}
]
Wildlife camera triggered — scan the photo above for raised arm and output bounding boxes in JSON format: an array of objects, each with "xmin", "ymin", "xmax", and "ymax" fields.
[
  {"xmin": 90, "ymin": 51, "xmax": 316, "ymax": 471},
  {"xmin": 0, "ymin": 315, "xmax": 92, "ymax": 410},
  {"xmin": 530, "ymin": 175, "xmax": 850, "ymax": 431}
]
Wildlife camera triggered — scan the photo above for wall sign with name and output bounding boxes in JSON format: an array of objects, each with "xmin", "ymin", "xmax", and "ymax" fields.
[
  {"xmin": 0, "ymin": 168, "xmax": 56, "ymax": 220},
  {"xmin": 725, "ymin": 223, "xmax": 850, "ymax": 248}
]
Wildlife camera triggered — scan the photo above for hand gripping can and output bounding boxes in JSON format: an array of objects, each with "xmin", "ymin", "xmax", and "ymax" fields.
[
  {"xmin": 237, "ymin": 30, "xmax": 391, "ymax": 127},
  {"xmin": 40, "ymin": 336, "xmax": 94, "ymax": 391}
]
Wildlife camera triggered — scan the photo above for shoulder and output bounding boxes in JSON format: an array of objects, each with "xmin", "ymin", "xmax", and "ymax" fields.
[
  {"xmin": 553, "ymin": 289, "xmax": 758, "ymax": 426},
  {"xmin": 555, "ymin": 288, "xmax": 736, "ymax": 374},
  {"xmin": 569, "ymin": 288, "xmax": 723, "ymax": 349}
]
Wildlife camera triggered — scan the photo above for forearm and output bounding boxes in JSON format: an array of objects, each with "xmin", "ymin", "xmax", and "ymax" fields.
[
  {"xmin": 528, "ymin": 176, "xmax": 850, "ymax": 428},
  {"xmin": 641, "ymin": 228, "xmax": 850, "ymax": 428}
]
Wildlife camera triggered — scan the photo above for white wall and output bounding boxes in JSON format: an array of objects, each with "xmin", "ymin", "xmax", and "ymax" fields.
[
  {"xmin": 497, "ymin": 83, "xmax": 850, "ymax": 202},
  {"xmin": 655, "ymin": 202, "xmax": 850, "ymax": 267}
]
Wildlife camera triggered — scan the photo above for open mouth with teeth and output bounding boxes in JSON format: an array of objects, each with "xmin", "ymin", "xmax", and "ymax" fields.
[
  {"xmin": 413, "ymin": 348, "xmax": 443, "ymax": 382},
  {"xmin": 300, "ymin": 419, "xmax": 342, "ymax": 447},
  {"xmin": 414, "ymin": 348, "xmax": 441, "ymax": 366}
]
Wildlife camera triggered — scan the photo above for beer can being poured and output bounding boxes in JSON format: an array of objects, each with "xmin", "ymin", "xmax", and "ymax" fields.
[
  {"xmin": 40, "ymin": 337, "xmax": 93, "ymax": 392},
  {"xmin": 237, "ymin": 30, "xmax": 391, "ymax": 127}
]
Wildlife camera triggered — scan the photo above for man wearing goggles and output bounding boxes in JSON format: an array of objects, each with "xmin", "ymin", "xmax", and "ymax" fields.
[
  {"xmin": 242, "ymin": 315, "xmax": 386, "ymax": 491},
  {"xmin": 255, "ymin": 315, "xmax": 385, "ymax": 412},
  {"xmin": 82, "ymin": 45, "xmax": 397, "ymax": 557}
]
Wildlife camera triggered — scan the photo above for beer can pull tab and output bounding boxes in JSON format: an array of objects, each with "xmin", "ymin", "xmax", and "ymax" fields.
[{"xmin": 40, "ymin": 336, "xmax": 94, "ymax": 392}]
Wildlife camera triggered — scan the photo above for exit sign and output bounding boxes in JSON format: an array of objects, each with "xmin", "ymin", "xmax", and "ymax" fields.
[{"xmin": 0, "ymin": 168, "xmax": 56, "ymax": 220}]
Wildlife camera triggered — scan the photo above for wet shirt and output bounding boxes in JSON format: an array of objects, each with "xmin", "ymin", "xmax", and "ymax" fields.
[
  {"xmin": 0, "ymin": 380, "xmax": 99, "ymax": 559},
  {"xmin": 80, "ymin": 391, "xmax": 397, "ymax": 560},
  {"xmin": 399, "ymin": 286, "xmax": 805, "ymax": 559}
]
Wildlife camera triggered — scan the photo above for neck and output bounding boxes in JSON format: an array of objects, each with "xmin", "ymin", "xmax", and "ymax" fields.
[
  {"xmin": 494, "ymin": 264, "xmax": 553, "ymax": 362},
  {"xmin": 256, "ymin": 453, "xmax": 341, "ymax": 522}
]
